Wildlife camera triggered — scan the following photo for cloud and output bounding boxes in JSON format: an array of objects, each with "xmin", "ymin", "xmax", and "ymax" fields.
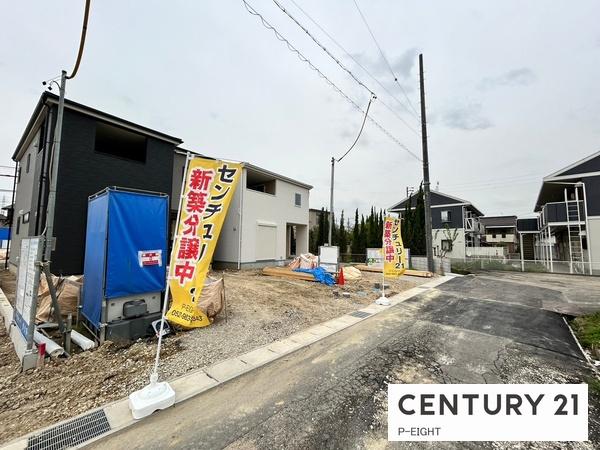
[
  {"xmin": 349, "ymin": 47, "xmax": 418, "ymax": 80},
  {"xmin": 441, "ymin": 102, "xmax": 493, "ymax": 131},
  {"xmin": 479, "ymin": 67, "xmax": 537, "ymax": 91}
]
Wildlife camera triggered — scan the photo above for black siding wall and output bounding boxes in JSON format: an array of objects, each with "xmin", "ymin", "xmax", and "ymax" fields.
[
  {"xmin": 431, "ymin": 205, "xmax": 464, "ymax": 229},
  {"xmin": 52, "ymin": 109, "xmax": 174, "ymax": 274},
  {"xmin": 584, "ymin": 176, "xmax": 600, "ymax": 216}
]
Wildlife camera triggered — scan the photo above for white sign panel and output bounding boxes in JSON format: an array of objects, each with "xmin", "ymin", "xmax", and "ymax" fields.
[
  {"xmin": 14, "ymin": 237, "xmax": 42, "ymax": 340},
  {"xmin": 366, "ymin": 248, "xmax": 383, "ymax": 268},
  {"xmin": 388, "ymin": 384, "xmax": 588, "ymax": 442}
]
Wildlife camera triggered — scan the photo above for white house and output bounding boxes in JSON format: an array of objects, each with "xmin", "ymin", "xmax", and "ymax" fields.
[{"xmin": 173, "ymin": 151, "xmax": 312, "ymax": 269}]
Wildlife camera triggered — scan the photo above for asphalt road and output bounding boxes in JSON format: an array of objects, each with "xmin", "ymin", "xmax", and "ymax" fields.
[{"xmin": 92, "ymin": 274, "xmax": 600, "ymax": 449}]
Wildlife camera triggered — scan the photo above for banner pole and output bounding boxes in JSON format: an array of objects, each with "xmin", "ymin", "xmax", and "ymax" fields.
[{"xmin": 150, "ymin": 152, "xmax": 192, "ymax": 384}]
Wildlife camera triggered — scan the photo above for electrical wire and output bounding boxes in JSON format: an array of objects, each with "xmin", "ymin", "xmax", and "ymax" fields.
[
  {"xmin": 273, "ymin": 0, "xmax": 420, "ymax": 136},
  {"xmin": 336, "ymin": 94, "xmax": 374, "ymax": 162},
  {"xmin": 351, "ymin": 0, "xmax": 420, "ymax": 117},
  {"xmin": 272, "ymin": 0, "xmax": 373, "ymax": 96},
  {"xmin": 241, "ymin": 0, "xmax": 421, "ymax": 162},
  {"xmin": 67, "ymin": 0, "xmax": 91, "ymax": 79}
]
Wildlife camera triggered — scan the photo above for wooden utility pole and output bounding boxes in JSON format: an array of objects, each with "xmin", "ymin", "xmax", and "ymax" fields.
[{"xmin": 419, "ymin": 54, "xmax": 434, "ymax": 273}]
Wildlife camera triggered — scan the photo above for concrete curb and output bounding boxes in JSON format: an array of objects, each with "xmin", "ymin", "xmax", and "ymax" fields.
[{"xmin": 1, "ymin": 274, "xmax": 457, "ymax": 449}]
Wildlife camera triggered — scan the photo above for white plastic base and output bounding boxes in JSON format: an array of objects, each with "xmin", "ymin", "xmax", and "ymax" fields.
[
  {"xmin": 129, "ymin": 381, "xmax": 176, "ymax": 420},
  {"xmin": 375, "ymin": 296, "xmax": 390, "ymax": 306}
]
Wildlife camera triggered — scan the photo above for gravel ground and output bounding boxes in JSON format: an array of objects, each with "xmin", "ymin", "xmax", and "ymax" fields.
[{"xmin": 0, "ymin": 268, "xmax": 427, "ymax": 445}]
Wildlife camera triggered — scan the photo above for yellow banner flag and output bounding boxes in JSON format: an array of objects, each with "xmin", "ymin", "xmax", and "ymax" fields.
[
  {"xmin": 383, "ymin": 216, "xmax": 407, "ymax": 277},
  {"xmin": 166, "ymin": 157, "xmax": 242, "ymax": 328}
]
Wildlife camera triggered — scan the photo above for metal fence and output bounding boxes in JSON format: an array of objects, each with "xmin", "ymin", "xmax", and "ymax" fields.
[{"xmin": 450, "ymin": 256, "xmax": 595, "ymax": 275}]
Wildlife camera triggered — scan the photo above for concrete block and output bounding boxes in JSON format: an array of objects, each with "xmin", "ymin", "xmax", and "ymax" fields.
[
  {"xmin": 240, "ymin": 347, "xmax": 280, "ymax": 366},
  {"xmin": 306, "ymin": 324, "xmax": 338, "ymax": 338},
  {"xmin": 321, "ymin": 317, "xmax": 354, "ymax": 331},
  {"xmin": 104, "ymin": 399, "xmax": 135, "ymax": 430},
  {"xmin": 288, "ymin": 330, "xmax": 322, "ymax": 345},
  {"xmin": 205, "ymin": 358, "xmax": 251, "ymax": 383},
  {"xmin": 170, "ymin": 370, "xmax": 218, "ymax": 403},
  {"xmin": 267, "ymin": 338, "xmax": 304, "ymax": 355}
]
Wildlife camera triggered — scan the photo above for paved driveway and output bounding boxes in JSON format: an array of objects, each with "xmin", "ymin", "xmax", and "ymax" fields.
[{"xmin": 92, "ymin": 274, "xmax": 600, "ymax": 449}]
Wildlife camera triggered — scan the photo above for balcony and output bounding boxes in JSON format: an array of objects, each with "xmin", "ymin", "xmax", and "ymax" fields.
[
  {"xmin": 540, "ymin": 201, "xmax": 585, "ymax": 227},
  {"xmin": 465, "ymin": 216, "xmax": 483, "ymax": 233}
]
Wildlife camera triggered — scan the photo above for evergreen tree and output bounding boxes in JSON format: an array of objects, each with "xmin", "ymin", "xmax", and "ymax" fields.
[
  {"xmin": 338, "ymin": 210, "xmax": 347, "ymax": 257},
  {"xmin": 402, "ymin": 193, "xmax": 414, "ymax": 250},
  {"xmin": 358, "ymin": 215, "xmax": 367, "ymax": 255},
  {"xmin": 351, "ymin": 209, "xmax": 360, "ymax": 255},
  {"xmin": 317, "ymin": 207, "xmax": 326, "ymax": 248}
]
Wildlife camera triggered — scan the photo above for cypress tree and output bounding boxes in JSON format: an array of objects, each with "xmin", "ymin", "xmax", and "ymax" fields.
[
  {"xmin": 339, "ymin": 210, "xmax": 347, "ymax": 257},
  {"xmin": 413, "ymin": 187, "xmax": 426, "ymax": 255}
]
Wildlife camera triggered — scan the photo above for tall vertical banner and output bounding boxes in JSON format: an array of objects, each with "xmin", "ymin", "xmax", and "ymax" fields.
[
  {"xmin": 166, "ymin": 157, "xmax": 242, "ymax": 328},
  {"xmin": 383, "ymin": 216, "xmax": 407, "ymax": 277}
]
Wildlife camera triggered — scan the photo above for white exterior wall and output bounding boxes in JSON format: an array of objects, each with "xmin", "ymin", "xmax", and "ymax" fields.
[
  {"xmin": 432, "ymin": 227, "xmax": 466, "ymax": 259},
  {"xmin": 485, "ymin": 233, "xmax": 517, "ymax": 244},
  {"xmin": 240, "ymin": 177, "xmax": 309, "ymax": 263},
  {"xmin": 213, "ymin": 167, "xmax": 310, "ymax": 265},
  {"xmin": 588, "ymin": 216, "xmax": 600, "ymax": 274}
]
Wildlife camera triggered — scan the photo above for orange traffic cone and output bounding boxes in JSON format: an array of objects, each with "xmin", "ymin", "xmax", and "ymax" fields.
[{"xmin": 338, "ymin": 266, "xmax": 345, "ymax": 285}]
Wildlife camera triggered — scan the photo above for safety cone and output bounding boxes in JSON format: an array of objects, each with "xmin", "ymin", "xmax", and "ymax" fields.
[{"xmin": 338, "ymin": 266, "xmax": 345, "ymax": 285}]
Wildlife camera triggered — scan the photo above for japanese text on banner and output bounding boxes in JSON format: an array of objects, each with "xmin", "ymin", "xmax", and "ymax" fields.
[
  {"xmin": 166, "ymin": 157, "xmax": 242, "ymax": 328},
  {"xmin": 383, "ymin": 216, "xmax": 406, "ymax": 277}
]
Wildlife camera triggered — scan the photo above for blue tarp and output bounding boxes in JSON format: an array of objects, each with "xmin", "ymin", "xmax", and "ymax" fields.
[
  {"xmin": 294, "ymin": 267, "xmax": 336, "ymax": 286},
  {"xmin": 81, "ymin": 193, "xmax": 109, "ymax": 328},
  {"xmin": 81, "ymin": 188, "xmax": 168, "ymax": 328},
  {"xmin": 0, "ymin": 227, "xmax": 10, "ymax": 240},
  {"xmin": 105, "ymin": 191, "xmax": 167, "ymax": 299}
]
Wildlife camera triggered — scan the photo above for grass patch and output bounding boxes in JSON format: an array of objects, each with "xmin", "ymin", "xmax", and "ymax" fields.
[{"xmin": 571, "ymin": 311, "xmax": 600, "ymax": 350}]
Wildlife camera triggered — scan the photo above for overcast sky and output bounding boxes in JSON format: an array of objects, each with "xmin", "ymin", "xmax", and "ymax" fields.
[{"xmin": 1, "ymin": 0, "xmax": 599, "ymax": 219}]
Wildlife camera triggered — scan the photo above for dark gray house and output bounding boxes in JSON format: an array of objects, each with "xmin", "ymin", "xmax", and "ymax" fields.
[
  {"xmin": 389, "ymin": 191, "xmax": 484, "ymax": 259},
  {"xmin": 10, "ymin": 92, "xmax": 182, "ymax": 274},
  {"xmin": 530, "ymin": 150, "xmax": 600, "ymax": 274}
]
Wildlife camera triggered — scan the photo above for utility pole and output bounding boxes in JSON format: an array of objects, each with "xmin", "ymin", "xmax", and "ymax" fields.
[
  {"xmin": 419, "ymin": 54, "xmax": 434, "ymax": 273},
  {"xmin": 44, "ymin": 70, "xmax": 67, "ymax": 263},
  {"xmin": 328, "ymin": 157, "xmax": 335, "ymax": 245}
]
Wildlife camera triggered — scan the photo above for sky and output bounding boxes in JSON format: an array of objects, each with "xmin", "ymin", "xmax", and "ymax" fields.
[{"xmin": 1, "ymin": 0, "xmax": 599, "ymax": 219}]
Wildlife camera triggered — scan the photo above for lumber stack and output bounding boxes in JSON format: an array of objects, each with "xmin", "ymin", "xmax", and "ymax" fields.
[
  {"xmin": 262, "ymin": 266, "xmax": 316, "ymax": 282},
  {"xmin": 353, "ymin": 265, "xmax": 433, "ymax": 278}
]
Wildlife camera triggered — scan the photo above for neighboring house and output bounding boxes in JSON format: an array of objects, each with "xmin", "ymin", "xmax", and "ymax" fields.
[
  {"xmin": 479, "ymin": 215, "xmax": 518, "ymax": 254},
  {"xmin": 308, "ymin": 208, "xmax": 323, "ymax": 230},
  {"xmin": 532, "ymin": 150, "xmax": 600, "ymax": 274},
  {"xmin": 174, "ymin": 150, "xmax": 313, "ymax": 269},
  {"xmin": 11, "ymin": 94, "xmax": 313, "ymax": 275},
  {"xmin": 10, "ymin": 92, "xmax": 181, "ymax": 274},
  {"xmin": 388, "ymin": 191, "xmax": 484, "ymax": 259}
]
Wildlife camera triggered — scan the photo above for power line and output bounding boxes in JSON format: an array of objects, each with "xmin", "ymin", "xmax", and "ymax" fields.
[
  {"xmin": 286, "ymin": 0, "xmax": 421, "ymax": 127},
  {"xmin": 241, "ymin": 0, "xmax": 421, "ymax": 162},
  {"xmin": 336, "ymin": 95, "xmax": 374, "ymax": 162},
  {"xmin": 67, "ymin": 0, "xmax": 91, "ymax": 79},
  {"xmin": 271, "ymin": 0, "xmax": 419, "ymax": 137},
  {"xmin": 351, "ymin": 0, "xmax": 420, "ymax": 117},
  {"xmin": 271, "ymin": 0, "xmax": 374, "ymax": 96}
]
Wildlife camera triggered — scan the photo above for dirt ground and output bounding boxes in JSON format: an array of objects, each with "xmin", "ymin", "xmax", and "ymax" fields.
[{"xmin": 0, "ymin": 268, "xmax": 427, "ymax": 445}]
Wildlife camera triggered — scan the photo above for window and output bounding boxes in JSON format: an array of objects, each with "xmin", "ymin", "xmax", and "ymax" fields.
[
  {"xmin": 95, "ymin": 121, "xmax": 147, "ymax": 162},
  {"xmin": 441, "ymin": 210, "xmax": 451, "ymax": 223},
  {"xmin": 22, "ymin": 212, "xmax": 29, "ymax": 224},
  {"xmin": 15, "ymin": 217, "xmax": 20, "ymax": 235},
  {"xmin": 492, "ymin": 233, "xmax": 496, "ymax": 238},
  {"xmin": 295, "ymin": 193, "xmax": 301, "ymax": 207},
  {"xmin": 441, "ymin": 240, "xmax": 453, "ymax": 252},
  {"xmin": 501, "ymin": 232, "xmax": 506, "ymax": 238},
  {"xmin": 26, "ymin": 153, "xmax": 31, "ymax": 173},
  {"xmin": 17, "ymin": 166, "xmax": 21, "ymax": 184}
]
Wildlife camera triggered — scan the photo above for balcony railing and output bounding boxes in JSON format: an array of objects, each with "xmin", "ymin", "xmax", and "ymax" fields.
[{"xmin": 540, "ymin": 200, "xmax": 585, "ymax": 227}]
